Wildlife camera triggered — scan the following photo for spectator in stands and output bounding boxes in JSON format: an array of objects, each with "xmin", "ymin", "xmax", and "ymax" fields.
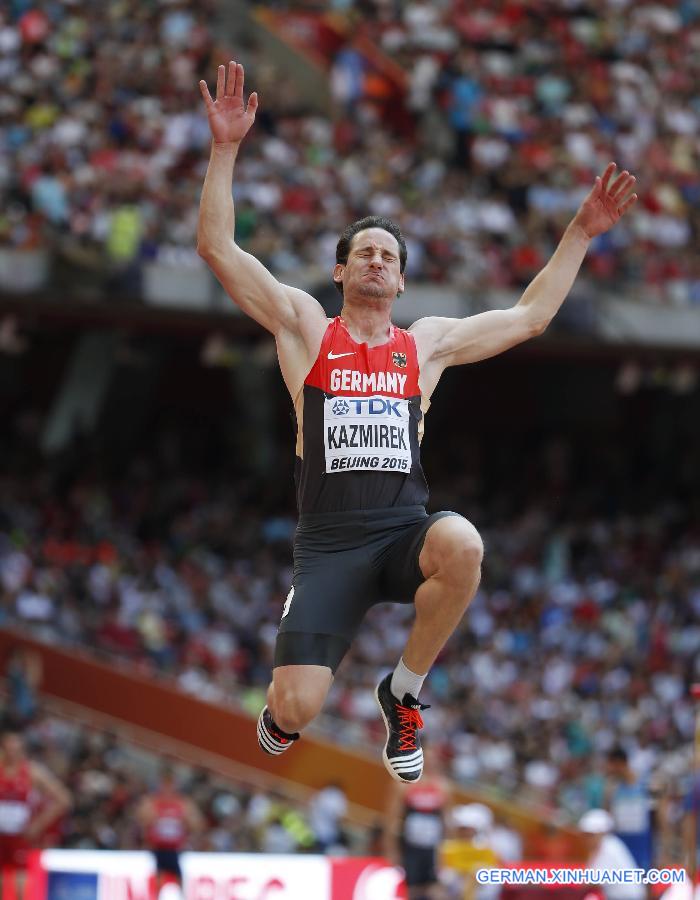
[
  {"xmin": 605, "ymin": 746, "xmax": 654, "ymax": 869},
  {"xmin": 308, "ymin": 781, "xmax": 349, "ymax": 853},
  {"xmin": 0, "ymin": 704, "xmax": 349, "ymax": 858},
  {"xmin": 0, "ymin": 440, "xmax": 697, "ymax": 860},
  {"xmin": 441, "ymin": 803, "xmax": 500, "ymax": 900},
  {"xmin": 1, "ymin": 0, "xmax": 699, "ymax": 306},
  {"xmin": 579, "ymin": 809, "xmax": 645, "ymax": 900},
  {"xmin": 4, "ymin": 648, "xmax": 41, "ymax": 726},
  {"xmin": 440, "ymin": 50, "xmax": 483, "ymax": 169}
]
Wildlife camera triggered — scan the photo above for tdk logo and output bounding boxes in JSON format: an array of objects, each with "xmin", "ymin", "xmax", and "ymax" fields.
[{"xmin": 332, "ymin": 398, "xmax": 403, "ymax": 417}]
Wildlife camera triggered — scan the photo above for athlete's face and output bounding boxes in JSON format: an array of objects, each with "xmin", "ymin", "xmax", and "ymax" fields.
[{"xmin": 334, "ymin": 228, "xmax": 404, "ymax": 302}]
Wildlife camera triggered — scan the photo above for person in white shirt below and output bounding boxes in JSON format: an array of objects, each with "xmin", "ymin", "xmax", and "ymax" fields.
[
  {"xmin": 579, "ymin": 809, "xmax": 645, "ymax": 900},
  {"xmin": 308, "ymin": 782, "xmax": 348, "ymax": 853}
]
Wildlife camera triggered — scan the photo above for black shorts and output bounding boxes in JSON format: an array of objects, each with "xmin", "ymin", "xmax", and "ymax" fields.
[
  {"xmin": 274, "ymin": 505, "xmax": 461, "ymax": 672},
  {"xmin": 401, "ymin": 844, "xmax": 438, "ymax": 887},
  {"xmin": 153, "ymin": 848, "xmax": 182, "ymax": 878}
]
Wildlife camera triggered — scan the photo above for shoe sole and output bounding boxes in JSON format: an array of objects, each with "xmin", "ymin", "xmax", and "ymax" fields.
[{"xmin": 374, "ymin": 682, "xmax": 421, "ymax": 784}]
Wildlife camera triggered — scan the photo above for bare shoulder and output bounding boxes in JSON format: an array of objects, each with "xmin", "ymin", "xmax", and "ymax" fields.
[
  {"xmin": 276, "ymin": 285, "xmax": 330, "ymax": 400},
  {"xmin": 409, "ymin": 315, "xmax": 452, "ymax": 344},
  {"xmin": 280, "ymin": 283, "xmax": 330, "ymax": 352},
  {"xmin": 282, "ymin": 284, "xmax": 329, "ymax": 330},
  {"xmin": 408, "ymin": 316, "xmax": 458, "ymax": 400},
  {"xmin": 409, "ymin": 316, "xmax": 454, "ymax": 365}
]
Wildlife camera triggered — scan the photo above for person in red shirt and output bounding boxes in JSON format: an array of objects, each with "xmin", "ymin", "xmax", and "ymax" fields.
[
  {"xmin": 0, "ymin": 727, "xmax": 71, "ymax": 900},
  {"xmin": 136, "ymin": 767, "xmax": 204, "ymax": 894}
]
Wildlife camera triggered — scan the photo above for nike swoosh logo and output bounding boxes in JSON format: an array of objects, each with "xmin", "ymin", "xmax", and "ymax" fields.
[{"xmin": 327, "ymin": 351, "xmax": 355, "ymax": 360}]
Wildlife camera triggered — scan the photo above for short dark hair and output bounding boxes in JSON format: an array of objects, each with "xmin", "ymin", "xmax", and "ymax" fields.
[{"xmin": 334, "ymin": 216, "xmax": 407, "ymax": 296}]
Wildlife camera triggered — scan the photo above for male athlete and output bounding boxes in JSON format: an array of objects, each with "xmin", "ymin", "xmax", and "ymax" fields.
[
  {"xmin": 384, "ymin": 745, "xmax": 452, "ymax": 899},
  {"xmin": 136, "ymin": 767, "xmax": 204, "ymax": 894},
  {"xmin": 0, "ymin": 727, "xmax": 71, "ymax": 899},
  {"xmin": 197, "ymin": 62, "xmax": 637, "ymax": 783}
]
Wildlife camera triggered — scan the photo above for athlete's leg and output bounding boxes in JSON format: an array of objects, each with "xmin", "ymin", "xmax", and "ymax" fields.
[
  {"xmin": 260, "ymin": 511, "xmax": 382, "ymax": 752},
  {"xmin": 402, "ymin": 515, "xmax": 483, "ymax": 675},
  {"xmin": 375, "ymin": 513, "xmax": 482, "ymax": 782},
  {"xmin": 267, "ymin": 664, "xmax": 334, "ymax": 734}
]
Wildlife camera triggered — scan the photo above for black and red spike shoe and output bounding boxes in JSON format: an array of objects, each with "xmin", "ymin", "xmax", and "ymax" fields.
[
  {"xmin": 257, "ymin": 706, "xmax": 299, "ymax": 756},
  {"xmin": 374, "ymin": 674, "xmax": 429, "ymax": 783}
]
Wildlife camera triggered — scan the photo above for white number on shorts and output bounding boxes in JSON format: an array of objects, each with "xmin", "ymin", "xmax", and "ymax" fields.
[{"xmin": 281, "ymin": 586, "xmax": 294, "ymax": 619}]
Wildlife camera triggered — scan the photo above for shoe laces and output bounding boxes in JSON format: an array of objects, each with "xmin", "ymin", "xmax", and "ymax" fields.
[{"xmin": 396, "ymin": 703, "xmax": 425, "ymax": 751}]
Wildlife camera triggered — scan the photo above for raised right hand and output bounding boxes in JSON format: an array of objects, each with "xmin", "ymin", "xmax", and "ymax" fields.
[{"xmin": 199, "ymin": 61, "xmax": 258, "ymax": 145}]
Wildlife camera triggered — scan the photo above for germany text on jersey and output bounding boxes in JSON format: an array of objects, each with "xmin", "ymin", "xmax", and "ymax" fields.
[{"xmin": 294, "ymin": 317, "xmax": 429, "ymax": 513}]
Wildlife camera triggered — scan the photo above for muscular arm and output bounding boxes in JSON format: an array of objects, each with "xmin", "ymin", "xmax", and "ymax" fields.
[
  {"xmin": 412, "ymin": 164, "xmax": 637, "ymax": 391},
  {"xmin": 197, "ymin": 141, "xmax": 322, "ymax": 336},
  {"xmin": 196, "ymin": 62, "xmax": 327, "ymax": 375},
  {"xmin": 412, "ymin": 221, "xmax": 590, "ymax": 370}
]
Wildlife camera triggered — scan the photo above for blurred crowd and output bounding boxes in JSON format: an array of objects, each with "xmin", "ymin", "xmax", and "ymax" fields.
[
  {"xmin": 0, "ymin": 451, "xmax": 697, "ymax": 865},
  {"xmin": 0, "ymin": 0, "xmax": 219, "ymax": 297},
  {"xmin": 2, "ymin": 655, "xmax": 354, "ymax": 855},
  {"xmin": 2, "ymin": 0, "xmax": 700, "ymax": 305}
]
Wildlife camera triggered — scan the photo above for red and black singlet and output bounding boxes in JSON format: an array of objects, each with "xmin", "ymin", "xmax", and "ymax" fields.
[
  {"xmin": 147, "ymin": 794, "xmax": 188, "ymax": 851},
  {"xmin": 294, "ymin": 317, "xmax": 429, "ymax": 514},
  {"xmin": 402, "ymin": 779, "xmax": 449, "ymax": 848}
]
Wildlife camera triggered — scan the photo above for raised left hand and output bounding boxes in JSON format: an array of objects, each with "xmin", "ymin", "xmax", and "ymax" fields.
[
  {"xmin": 199, "ymin": 61, "xmax": 258, "ymax": 146},
  {"xmin": 574, "ymin": 162, "xmax": 637, "ymax": 239}
]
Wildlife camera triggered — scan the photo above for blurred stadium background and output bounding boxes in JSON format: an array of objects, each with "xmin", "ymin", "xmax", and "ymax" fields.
[{"xmin": 0, "ymin": 0, "xmax": 699, "ymax": 897}]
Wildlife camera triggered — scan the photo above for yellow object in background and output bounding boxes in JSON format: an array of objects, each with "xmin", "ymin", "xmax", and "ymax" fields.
[
  {"xmin": 441, "ymin": 840, "xmax": 500, "ymax": 900},
  {"xmin": 441, "ymin": 839, "xmax": 499, "ymax": 874}
]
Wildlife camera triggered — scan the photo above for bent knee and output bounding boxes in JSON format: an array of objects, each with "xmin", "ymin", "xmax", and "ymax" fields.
[
  {"xmin": 421, "ymin": 517, "xmax": 484, "ymax": 582},
  {"xmin": 272, "ymin": 690, "xmax": 322, "ymax": 733},
  {"xmin": 268, "ymin": 671, "xmax": 330, "ymax": 733},
  {"xmin": 457, "ymin": 521, "xmax": 484, "ymax": 568}
]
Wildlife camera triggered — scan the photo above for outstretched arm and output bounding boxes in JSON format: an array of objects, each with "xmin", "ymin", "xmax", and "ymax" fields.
[
  {"xmin": 196, "ymin": 62, "xmax": 326, "ymax": 340},
  {"xmin": 412, "ymin": 163, "xmax": 637, "ymax": 380}
]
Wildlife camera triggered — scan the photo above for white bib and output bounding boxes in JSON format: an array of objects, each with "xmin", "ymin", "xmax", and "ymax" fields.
[
  {"xmin": 323, "ymin": 395, "xmax": 411, "ymax": 474},
  {"xmin": 404, "ymin": 812, "xmax": 443, "ymax": 848},
  {"xmin": 0, "ymin": 801, "xmax": 30, "ymax": 835}
]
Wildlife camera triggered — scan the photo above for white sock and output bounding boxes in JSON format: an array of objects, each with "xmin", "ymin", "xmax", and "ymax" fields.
[{"xmin": 390, "ymin": 657, "xmax": 426, "ymax": 701}]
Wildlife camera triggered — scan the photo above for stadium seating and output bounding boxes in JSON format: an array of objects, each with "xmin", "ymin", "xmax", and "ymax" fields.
[{"xmin": 1, "ymin": 1, "xmax": 699, "ymax": 306}]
